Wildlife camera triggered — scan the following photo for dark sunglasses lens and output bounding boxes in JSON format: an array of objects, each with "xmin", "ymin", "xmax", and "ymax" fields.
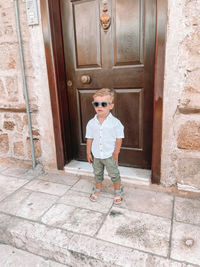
[
  {"xmin": 101, "ymin": 102, "xmax": 108, "ymax": 107},
  {"xmin": 93, "ymin": 102, "xmax": 99, "ymax": 107}
]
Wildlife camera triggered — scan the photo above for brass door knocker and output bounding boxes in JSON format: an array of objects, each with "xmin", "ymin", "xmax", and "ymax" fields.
[{"xmin": 100, "ymin": 0, "xmax": 111, "ymax": 31}]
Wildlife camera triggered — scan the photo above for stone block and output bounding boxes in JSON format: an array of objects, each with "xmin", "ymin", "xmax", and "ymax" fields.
[
  {"xmin": 27, "ymin": 137, "xmax": 42, "ymax": 158},
  {"xmin": 0, "ymin": 17, "xmax": 16, "ymax": 44},
  {"xmin": 177, "ymin": 158, "xmax": 200, "ymax": 189},
  {"xmin": 5, "ymin": 76, "xmax": 18, "ymax": 102},
  {"xmin": 24, "ymin": 179, "xmax": 71, "ymax": 196},
  {"xmin": 0, "ymin": 44, "xmax": 18, "ymax": 70},
  {"xmin": 174, "ymin": 197, "xmax": 200, "ymax": 226},
  {"xmin": 0, "ymin": 244, "xmax": 67, "ymax": 267},
  {"xmin": 0, "ymin": 174, "xmax": 28, "ymax": 202},
  {"xmin": 32, "ymin": 129, "xmax": 40, "ymax": 136},
  {"xmin": 182, "ymin": 30, "xmax": 200, "ymax": 71},
  {"xmin": 177, "ymin": 121, "xmax": 200, "ymax": 150},
  {"xmin": 13, "ymin": 141, "xmax": 25, "ymax": 157},
  {"xmin": 171, "ymin": 221, "xmax": 200, "ymax": 265},
  {"xmin": 0, "ymin": 133, "xmax": 9, "ymax": 154},
  {"xmin": 2, "ymin": 167, "xmax": 28, "ymax": 178},
  {"xmin": 186, "ymin": 69, "xmax": 200, "ymax": 91},
  {"xmin": 3, "ymin": 121, "xmax": 15, "ymax": 130},
  {"xmin": 4, "ymin": 113, "xmax": 11, "ymax": 119},
  {"xmin": 58, "ymin": 190, "xmax": 113, "ymax": 213},
  {"xmin": 41, "ymin": 203, "xmax": 105, "ymax": 236},
  {"xmin": 24, "ymin": 113, "xmax": 38, "ymax": 127},
  {"xmin": 0, "ymin": 188, "xmax": 58, "ymax": 221},
  {"xmin": 184, "ymin": 0, "xmax": 200, "ymax": 27},
  {"xmin": 97, "ymin": 207, "xmax": 171, "ymax": 257},
  {"xmin": 179, "ymin": 87, "xmax": 200, "ymax": 113},
  {"xmin": 0, "ymin": 78, "xmax": 6, "ymax": 99},
  {"xmin": 13, "ymin": 114, "xmax": 24, "ymax": 132},
  {"xmin": 120, "ymin": 187, "xmax": 173, "ymax": 218},
  {"xmin": 0, "ymin": 214, "xmax": 75, "ymax": 266},
  {"xmin": 184, "ymin": 30, "xmax": 200, "ymax": 57},
  {"xmin": 39, "ymin": 172, "xmax": 79, "ymax": 186}
]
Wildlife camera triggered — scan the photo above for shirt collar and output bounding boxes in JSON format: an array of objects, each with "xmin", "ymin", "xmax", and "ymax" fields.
[{"xmin": 94, "ymin": 112, "xmax": 113, "ymax": 123}]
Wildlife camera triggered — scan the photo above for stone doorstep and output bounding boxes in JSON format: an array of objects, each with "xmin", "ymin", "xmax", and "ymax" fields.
[
  {"xmin": 64, "ymin": 160, "xmax": 151, "ymax": 186},
  {"xmin": 177, "ymin": 183, "xmax": 200, "ymax": 193},
  {"xmin": 0, "ymin": 244, "xmax": 68, "ymax": 267}
]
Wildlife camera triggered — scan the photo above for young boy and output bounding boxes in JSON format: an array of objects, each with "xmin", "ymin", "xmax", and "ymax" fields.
[{"xmin": 85, "ymin": 88, "xmax": 124, "ymax": 205}]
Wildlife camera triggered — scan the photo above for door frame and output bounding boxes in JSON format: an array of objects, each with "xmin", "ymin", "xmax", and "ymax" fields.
[{"xmin": 40, "ymin": 0, "xmax": 167, "ymax": 184}]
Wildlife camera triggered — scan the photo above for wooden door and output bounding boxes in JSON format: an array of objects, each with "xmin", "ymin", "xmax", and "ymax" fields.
[{"xmin": 60, "ymin": 0, "xmax": 156, "ymax": 168}]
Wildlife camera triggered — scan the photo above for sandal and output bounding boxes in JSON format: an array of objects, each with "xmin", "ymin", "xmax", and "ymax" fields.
[
  {"xmin": 113, "ymin": 186, "xmax": 124, "ymax": 205},
  {"xmin": 89, "ymin": 187, "xmax": 101, "ymax": 202}
]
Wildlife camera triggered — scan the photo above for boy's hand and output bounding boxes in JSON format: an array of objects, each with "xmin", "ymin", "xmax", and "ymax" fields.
[
  {"xmin": 112, "ymin": 152, "xmax": 119, "ymax": 164},
  {"xmin": 112, "ymin": 139, "xmax": 122, "ymax": 164},
  {"xmin": 86, "ymin": 139, "xmax": 93, "ymax": 164},
  {"xmin": 87, "ymin": 153, "xmax": 93, "ymax": 164}
]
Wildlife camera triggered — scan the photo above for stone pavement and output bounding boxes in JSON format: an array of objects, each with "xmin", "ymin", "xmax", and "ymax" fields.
[{"xmin": 0, "ymin": 161, "xmax": 200, "ymax": 266}]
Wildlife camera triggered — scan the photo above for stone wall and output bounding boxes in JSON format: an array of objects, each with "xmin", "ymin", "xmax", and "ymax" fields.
[
  {"xmin": 161, "ymin": 0, "xmax": 200, "ymax": 191},
  {"xmin": 0, "ymin": 0, "xmax": 56, "ymax": 167}
]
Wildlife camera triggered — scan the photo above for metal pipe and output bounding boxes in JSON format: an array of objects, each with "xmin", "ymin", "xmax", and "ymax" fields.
[{"xmin": 14, "ymin": 0, "xmax": 36, "ymax": 168}]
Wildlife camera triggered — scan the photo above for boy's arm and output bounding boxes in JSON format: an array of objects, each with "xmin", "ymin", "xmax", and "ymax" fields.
[
  {"xmin": 86, "ymin": 138, "xmax": 93, "ymax": 163},
  {"xmin": 112, "ymin": 138, "xmax": 122, "ymax": 164}
]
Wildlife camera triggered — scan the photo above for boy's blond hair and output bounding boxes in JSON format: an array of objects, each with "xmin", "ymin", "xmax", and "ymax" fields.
[{"xmin": 93, "ymin": 88, "xmax": 114, "ymax": 102}]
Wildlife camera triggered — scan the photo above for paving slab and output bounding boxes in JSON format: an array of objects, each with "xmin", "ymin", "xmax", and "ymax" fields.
[
  {"xmin": 0, "ymin": 174, "xmax": 28, "ymax": 202},
  {"xmin": 171, "ymin": 221, "xmax": 200, "ymax": 265},
  {"xmin": 0, "ymin": 213, "xmax": 76, "ymax": 266},
  {"xmin": 0, "ymin": 166, "xmax": 8, "ymax": 172},
  {"xmin": 41, "ymin": 203, "xmax": 104, "ymax": 236},
  {"xmin": 1, "ymin": 167, "xmax": 29, "ymax": 177},
  {"xmin": 0, "ymin": 244, "xmax": 68, "ymax": 267},
  {"xmin": 24, "ymin": 179, "xmax": 71, "ymax": 196},
  {"xmin": 20, "ymin": 163, "xmax": 45, "ymax": 180},
  {"xmin": 66, "ymin": 233, "xmax": 195, "ymax": 267},
  {"xmin": 121, "ymin": 187, "xmax": 173, "ymax": 218},
  {"xmin": 71, "ymin": 178, "xmax": 113, "ymax": 198},
  {"xmin": 97, "ymin": 207, "xmax": 171, "ymax": 257},
  {"xmin": 68, "ymin": 234, "xmax": 148, "ymax": 266},
  {"xmin": 143, "ymin": 256, "xmax": 194, "ymax": 267},
  {"xmin": 174, "ymin": 197, "xmax": 200, "ymax": 226},
  {"xmin": 58, "ymin": 189, "xmax": 113, "ymax": 213},
  {"xmin": 39, "ymin": 172, "xmax": 80, "ymax": 186},
  {"xmin": 0, "ymin": 188, "xmax": 58, "ymax": 220},
  {"xmin": 70, "ymin": 178, "xmax": 94, "ymax": 193}
]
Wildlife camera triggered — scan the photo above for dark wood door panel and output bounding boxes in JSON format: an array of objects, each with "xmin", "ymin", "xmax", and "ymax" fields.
[
  {"xmin": 113, "ymin": 0, "xmax": 144, "ymax": 66},
  {"xmin": 114, "ymin": 88, "xmax": 143, "ymax": 149},
  {"xmin": 74, "ymin": 68, "xmax": 144, "ymax": 88},
  {"xmin": 77, "ymin": 89, "xmax": 96, "ymax": 144},
  {"xmin": 73, "ymin": 0, "xmax": 101, "ymax": 68}
]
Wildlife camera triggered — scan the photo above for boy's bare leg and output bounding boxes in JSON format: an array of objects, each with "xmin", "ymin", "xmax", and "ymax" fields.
[
  {"xmin": 114, "ymin": 183, "xmax": 120, "ymax": 192},
  {"xmin": 113, "ymin": 183, "xmax": 123, "ymax": 203},
  {"xmin": 90, "ymin": 182, "xmax": 102, "ymax": 200}
]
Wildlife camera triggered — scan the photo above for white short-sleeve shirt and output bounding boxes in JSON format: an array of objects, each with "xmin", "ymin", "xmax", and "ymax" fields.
[{"xmin": 85, "ymin": 113, "xmax": 124, "ymax": 159}]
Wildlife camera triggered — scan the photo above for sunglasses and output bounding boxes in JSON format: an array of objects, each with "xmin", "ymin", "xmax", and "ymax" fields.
[{"xmin": 92, "ymin": 101, "xmax": 112, "ymax": 108}]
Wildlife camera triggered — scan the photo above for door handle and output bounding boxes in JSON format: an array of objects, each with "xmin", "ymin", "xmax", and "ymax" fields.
[{"xmin": 81, "ymin": 75, "xmax": 91, "ymax": 84}]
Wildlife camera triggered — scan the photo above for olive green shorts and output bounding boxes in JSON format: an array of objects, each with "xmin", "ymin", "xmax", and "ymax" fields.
[{"xmin": 92, "ymin": 156, "xmax": 121, "ymax": 184}]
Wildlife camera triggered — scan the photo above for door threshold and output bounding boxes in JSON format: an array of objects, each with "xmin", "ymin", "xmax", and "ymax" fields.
[{"xmin": 64, "ymin": 160, "xmax": 151, "ymax": 186}]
